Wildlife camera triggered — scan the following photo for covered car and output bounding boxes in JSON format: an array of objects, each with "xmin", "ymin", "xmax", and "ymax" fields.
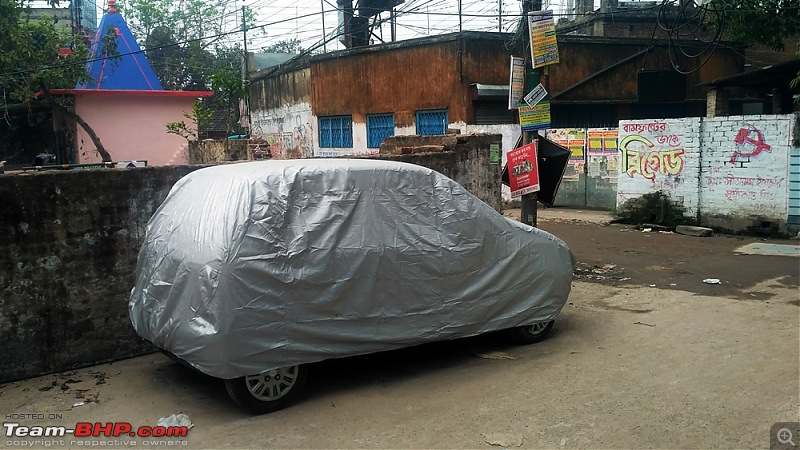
[{"xmin": 129, "ymin": 159, "xmax": 574, "ymax": 413}]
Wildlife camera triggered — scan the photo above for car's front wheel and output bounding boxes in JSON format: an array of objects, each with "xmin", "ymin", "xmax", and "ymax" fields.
[
  {"xmin": 504, "ymin": 320, "xmax": 555, "ymax": 344},
  {"xmin": 224, "ymin": 365, "xmax": 308, "ymax": 414}
]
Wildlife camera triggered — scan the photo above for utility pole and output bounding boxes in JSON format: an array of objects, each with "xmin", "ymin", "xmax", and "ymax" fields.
[
  {"xmin": 520, "ymin": 0, "xmax": 540, "ymax": 227},
  {"xmin": 498, "ymin": 0, "xmax": 502, "ymax": 32},
  {"xmin": 458, "ymin": 0, "xmax": 462, "ymax": 33},
  {"xmin": 390, "ymin": 8, "xmax": 396, "ymax": 41},
  {"xmin": 242, "ymin": 6, "xmax": 250, "ymax": 140},
  {"xmin": 321, "ymin": 0, "xmax": 327, "ymax": 52}
]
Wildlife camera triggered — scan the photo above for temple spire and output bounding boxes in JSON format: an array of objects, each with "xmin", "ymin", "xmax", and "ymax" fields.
[{"xmin": 108, "ymin": 0, "xmax": 116, "ymax": 14}]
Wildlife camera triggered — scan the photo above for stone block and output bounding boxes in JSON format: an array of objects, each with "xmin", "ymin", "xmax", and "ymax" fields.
[{"xmin": 675, "ymin": 225, "xmax": 713, "ymax": 237}]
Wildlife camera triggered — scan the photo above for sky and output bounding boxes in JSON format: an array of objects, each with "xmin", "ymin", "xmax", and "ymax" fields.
[{"xmin": 35, "ymin": 0, "xmax": 592, "ymax": 53}]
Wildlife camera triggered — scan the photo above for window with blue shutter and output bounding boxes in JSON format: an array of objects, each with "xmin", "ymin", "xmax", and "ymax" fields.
[
  {"xmin": 319, "ymin": 116, "xmax": 353, "ymax": 148},
  {"xmin": 366, "ymin": 114, "xmax": 395, "ymax": 148},
  {"xmin": 415, "ymin": 109, "xmax": 448, "ymax": 136}
]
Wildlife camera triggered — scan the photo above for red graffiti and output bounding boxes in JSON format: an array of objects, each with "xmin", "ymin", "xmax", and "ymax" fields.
[{"xmin": 730, "ymin": 125, "xmax": 771, "ymax": 165}]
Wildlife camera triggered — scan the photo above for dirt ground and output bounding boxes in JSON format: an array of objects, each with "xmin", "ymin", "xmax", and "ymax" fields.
[{"xmin": 1, "ymin": 209, "xmax": 798, "ymax": 449}]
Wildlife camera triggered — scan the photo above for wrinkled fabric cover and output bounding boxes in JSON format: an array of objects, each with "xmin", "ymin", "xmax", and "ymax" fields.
[{"xmin": 130, "ymin": 159, "xmax": 574, "ymax": 379}]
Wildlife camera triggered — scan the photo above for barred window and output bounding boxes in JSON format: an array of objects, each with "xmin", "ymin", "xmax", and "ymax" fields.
[
  {"xmin": 416, "ymin": 109, "xmax": 448, "ymax": 136},
  {"xmin": 319, "ymin": 116, "xmax": 353, "ymax": 148},
  {"xmin": 366, "ymin": 114, "xmax": 395, "ymax": 148}
]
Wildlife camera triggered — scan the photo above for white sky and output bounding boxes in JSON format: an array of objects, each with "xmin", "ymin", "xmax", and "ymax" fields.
[{"xmin": 40, "ymin": 0, "xmax": 594, "ymax": 53}]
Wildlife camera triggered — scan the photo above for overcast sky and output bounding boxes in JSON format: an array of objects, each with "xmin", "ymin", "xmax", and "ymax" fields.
[{"xmin": 41, "ymin": 0, "xmax": 587, "ymax": 53}]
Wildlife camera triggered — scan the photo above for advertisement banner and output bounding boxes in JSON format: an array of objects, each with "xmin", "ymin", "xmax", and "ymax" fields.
[
  {"xmin": 529, "ymin": 11, "xmax": 559, "ymax": 68},
  {"xmin": 508, "ymin": 141, "xmax": 541, "ymax": 197},
  {"xmin": 508, "ymin": 56, "xmax": 526, "ymax": 110},
  {"xmin": 519, "ymin": 102, "xmax": 551, "ymax": 131}
]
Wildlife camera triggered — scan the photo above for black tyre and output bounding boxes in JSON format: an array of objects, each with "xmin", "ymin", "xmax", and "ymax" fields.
[
  {"xmin": 224, "ymin": 365, "xmax": 308, "ymax": 414},
  {"xmin": 503, "ymin": 320, "xmax": 555, "ymax": 344}
]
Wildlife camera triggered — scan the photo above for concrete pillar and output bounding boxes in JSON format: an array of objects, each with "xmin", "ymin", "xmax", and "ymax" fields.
[{"xmin": 706, "ymin": 87, "xmax": 729, "ymax": 117}]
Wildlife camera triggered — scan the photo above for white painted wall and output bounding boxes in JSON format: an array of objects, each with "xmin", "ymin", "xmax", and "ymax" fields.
[
  {"xmin": 616, "ymin": 114, "xmax": 796, "ymax": 229},
  {"xmin": 699, "ymin": 115, "xmax": 794, "ymax": 221},
  {"xmin": 617, "ymin": 118, "xmax": 702, "ymax": 217}
]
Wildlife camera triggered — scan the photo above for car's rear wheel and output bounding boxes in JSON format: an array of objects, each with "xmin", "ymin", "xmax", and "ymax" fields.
[
  {"xmin": 224, "ymin": 365, "xmax": 308, "ymax": 414},
  {"xmin": 504, "ymin": 320, "xmax": 555, "ymax": 344}
]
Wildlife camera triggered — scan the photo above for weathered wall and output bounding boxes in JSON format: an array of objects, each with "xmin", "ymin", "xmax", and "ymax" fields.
[
  {"xmin": 378, "ymin": 133, "xmax": 503, "ymax": 211},
  {"xmin": 188, "ymin": 139, "xmax": 250, "ymax": 163},
  {"xmin": 546, "ymin": 128, "xmax": 620, "ymax": 209},
  {"xmin": 0, "ymin": 166, "xmax": 202, "ymax": 382},
  {"xmin": 248, "ymin": 34, "xmax": 514, "ymax": 159},
  {"xmin": 616, "ymin": 114, "xmax": 797, "ymax": 232},
  {"xmin": 0, "ymin": 137, "xmax": 501, "ymax": 381}
]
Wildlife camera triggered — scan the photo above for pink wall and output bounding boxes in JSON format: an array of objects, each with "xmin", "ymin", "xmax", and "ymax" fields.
[{"xmin": 74, "ymin": 94, "xmax": 198, "ymax": 165}]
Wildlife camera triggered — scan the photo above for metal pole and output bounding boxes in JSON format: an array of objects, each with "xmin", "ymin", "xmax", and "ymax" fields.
[
  {"xmin": 391, "ymin": 8, "xmax": 396, "ymax": 41},
  {"xmin": 520, "ymin": 0, "xmax": 538, "ymax": 227},
  {"xmin": 498, "ymin": 0, "xmax": 502, "ymax": 32},
  {"xmin": 458, "ymin": 0, "xmax": 462, "ymax": 33},
  {"xmin": 321, "ymin": 0, "xmax": 327, "ymax": 52}
]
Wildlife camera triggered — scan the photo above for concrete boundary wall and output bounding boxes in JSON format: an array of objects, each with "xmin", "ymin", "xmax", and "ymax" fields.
[{"xmin": 0, "ymin": 140, "xmax": 501, "ymax": 382}]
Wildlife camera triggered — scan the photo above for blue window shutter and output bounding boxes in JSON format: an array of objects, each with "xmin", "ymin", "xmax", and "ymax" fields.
[
  {"xmin": 415, "ymin": 110, "xmax": 448, "ymax": 135},
  {"xmin": 367, "ymin": 114, "xmax": 395, "ymax": 148},
  {"xmin": 318, "ymin": 116, "xmax": 353, "ymax": 148}
]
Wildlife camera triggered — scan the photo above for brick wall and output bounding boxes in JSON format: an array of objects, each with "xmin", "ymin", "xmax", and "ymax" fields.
[
  {"xmin": 699, "ymin": 115, "xmax": 794, "ymax": 231},
  {"xmin": 616, "ymin": 114, "xmax": 797, "ymax": 232}
]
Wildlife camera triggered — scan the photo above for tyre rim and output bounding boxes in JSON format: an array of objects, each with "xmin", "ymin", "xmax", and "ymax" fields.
[
  {"xmin": 244, "ymin": 366, "xmax": 299, "ymax": 401},
  {"xmin": 525, "ymin": 322, "xmax": 549, "ymax": 335}
]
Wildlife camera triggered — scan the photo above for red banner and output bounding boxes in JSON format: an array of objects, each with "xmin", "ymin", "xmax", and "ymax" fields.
[{"xmin": 508, "ymin": 141, "xmax": 540, "ymax": 198}]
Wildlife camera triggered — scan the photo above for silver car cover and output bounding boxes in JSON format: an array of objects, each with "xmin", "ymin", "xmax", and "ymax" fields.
[{"xmin": 129, "ymin": 159, "xmax": 574, "ymax": 379}]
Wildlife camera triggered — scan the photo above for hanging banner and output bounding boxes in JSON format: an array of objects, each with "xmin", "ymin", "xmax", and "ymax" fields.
[
  {"xmin": 519, "ymin": 101, "xmax": 551, "ymax": 131},
  {"xmin": 528, "ymin": 10, "xmax": 559, "ymax": 68},
  {"xmin": 508, "ymin": 141, "xmax": 541, "ymax": 197},
  {"xmin": 508, "ymin": 56, "xmax": 526, "ymax": 110}
]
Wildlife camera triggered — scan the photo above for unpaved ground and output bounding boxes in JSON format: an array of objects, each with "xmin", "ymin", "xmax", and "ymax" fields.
[{"xmin": 1, "ymin": 211, "xmax": 798, "ymax": 449}]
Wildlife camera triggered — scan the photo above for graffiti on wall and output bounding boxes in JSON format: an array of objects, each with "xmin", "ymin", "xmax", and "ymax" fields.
[
  {"xmin": 619, "ymin": 122, "xmax": 685, "ymax": 181},
  {"xmin": 728, "ymin": 125, "xmax": 771, "ymax": 168},
  {"xmin": 251, "ymin": 108, "xmax": 314, "ymax": 159}
]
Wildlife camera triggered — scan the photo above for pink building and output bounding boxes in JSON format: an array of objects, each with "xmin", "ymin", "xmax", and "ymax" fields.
[{"xmin": 52, "ymin": 0, "xmax": 211, "ymax": 166}]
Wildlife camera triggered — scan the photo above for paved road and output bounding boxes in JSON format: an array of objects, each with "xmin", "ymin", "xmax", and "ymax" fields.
[{"xmin": 1, "ymin": 214, "xmax": 798, "ymax": 449}]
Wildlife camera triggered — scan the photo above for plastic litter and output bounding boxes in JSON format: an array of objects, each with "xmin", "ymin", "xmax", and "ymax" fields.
[
  {"xmin": 157, "ymin": 413, "xmax": 194, "ymax": 429},
  {"xmin": 703, "ymin": 278, "xmax": 722, "ymax": 284}
]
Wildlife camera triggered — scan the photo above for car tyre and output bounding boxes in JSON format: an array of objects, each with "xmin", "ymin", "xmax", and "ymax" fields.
[
  {"xmin": 504, "ymin": 320, "xmax": 555, "ymax": 344},
  {"xmin": 224, "ymin": 365, "xmax": 308, "ymax": 414}
]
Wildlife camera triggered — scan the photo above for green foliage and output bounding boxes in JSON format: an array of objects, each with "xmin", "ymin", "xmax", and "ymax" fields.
[
  {"xmin": 261, "ymin": 38, "xmax": 303, "ymax": 54},
  {"xmin": 166, "ymin": 102, "xmax": 213, "ymax": 140},
  {"xmin": 719, "ymin": 0, "xmax": 800, "ymax": 51},
  {"xmin": 118, "ymin": 0, "xmax": 258, "ymax": 91},
  {"xmin": 0, "ymin": 0, "xmax": 91, "ymax": 105}
]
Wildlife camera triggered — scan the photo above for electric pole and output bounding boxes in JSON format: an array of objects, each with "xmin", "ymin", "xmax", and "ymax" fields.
[
  {"xmin": 498, "ymin": 0, "xmax": 502, "ymax": 32},
  {"xmin": 520, "ymin": 0, "xmax": 539, "ymax": 227},
  {"xmin": 321, "ymin": 0, "xmax": 327, "ymax": 52}
]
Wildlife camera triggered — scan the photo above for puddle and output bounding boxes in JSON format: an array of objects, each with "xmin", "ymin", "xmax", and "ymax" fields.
[{"xmin": 734, "ymin": 243, "xmax": 800, "ymax": 257}]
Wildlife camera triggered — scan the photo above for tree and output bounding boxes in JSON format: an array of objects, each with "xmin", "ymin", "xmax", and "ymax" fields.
[
  {"xmin": 118, "ymin": 0, "xmax": 260, "ymax": 91},
  {"xmin": 262, "ymin": 38, "xmax": 303, "ymax": 54},
  {"xmin": 717, "ymin": 0, "xmax": 799, "ymax": 51},
  {"xmin": 0, "ymin": 0, "xmax": 115, "ymax": 161}
]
